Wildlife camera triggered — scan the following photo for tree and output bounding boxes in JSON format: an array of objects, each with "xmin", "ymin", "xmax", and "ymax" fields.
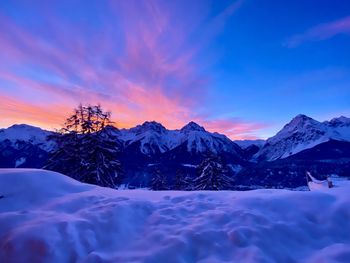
[
  {"xmin": 193, "ymin": 156, "xmax": 233, "ymax": 190},
  {"xmin": 44, "ymin": 104, "xmax": 122, "ymax": 188},
  {"xmin": 151, "ymin": 168, "xmax": 168, "ymax": 190},
  {"xmin": 174, "ymin": 169, "xmax": 192, "ymax": 190}
]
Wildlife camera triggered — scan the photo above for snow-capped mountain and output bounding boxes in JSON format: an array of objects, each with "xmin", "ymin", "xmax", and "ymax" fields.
[
  {"xmin": 177, "ymin": 121, "xmax": 241, "ymax": 154},
  {"xmin": 117, "ymin": 121, "xmax": 242, "ymax": 156},
  {"xmin": 255, "ymin": 115, "xmax": 350, "ymax": 161},
  {"xmin": 117, "ymin": 121, "xmax": 176, "ymax": 155},
  {"xmin": 0, "ymin": 124, "xmax": 53, "ymax": 151},
  {"xmin": 1, "ymin": 116, "xmax": 349, "ymax": 189},
  {"xmin": 0, "ymin": 124, "xmax": 53, "ymax": 168}
]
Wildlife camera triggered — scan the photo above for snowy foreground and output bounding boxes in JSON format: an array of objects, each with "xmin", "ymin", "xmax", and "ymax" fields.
[{"xmin": 1, "ymin": 169, "xmax": 350, "ymax": 263}]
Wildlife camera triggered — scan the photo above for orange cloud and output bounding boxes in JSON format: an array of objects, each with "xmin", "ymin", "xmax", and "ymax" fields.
[
  {"xmin": 199, "ymin": 118, "xmax": 268, "ymax": 140},
  {"xmin": 0, "ymin": 0, "xmax": 268, "ymax": 139},
  {"xmin": 0, "ymin": 95, "xmax": 70, "ymax": 129}
]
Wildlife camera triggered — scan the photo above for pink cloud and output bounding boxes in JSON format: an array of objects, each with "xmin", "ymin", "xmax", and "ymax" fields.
[
  {"xmin": 286, "ymin": 16, "xmax": 350, "ymax": 47},
  {"xmin": 194, "ymin": 118, "xmax": 269, "ymax": 140},
  {"xmin": 0, "ymin": 0, "xmax": 267, "ymax": 139},
  {"xmin": 0, "ymin": 95, "xmax": 70, "ymax": 129},
  {"xmin": 0, "ymin": 92, "xmax": 268, "ymax": 139}
]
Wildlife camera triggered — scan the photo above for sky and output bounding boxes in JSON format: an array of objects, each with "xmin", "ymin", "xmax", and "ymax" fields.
[{"xmin": 0, "ymin": 0, "xmax": 349, "ymax": 139}]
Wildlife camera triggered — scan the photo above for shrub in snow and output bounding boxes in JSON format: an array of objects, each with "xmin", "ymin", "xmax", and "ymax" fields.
[
  {"xmin": 194, "ymin": 155, "xmax": 233, "ymax": 190},
  {"xmin": 44, "ymin": 104, "xmax": 122, "ymax": 188}
]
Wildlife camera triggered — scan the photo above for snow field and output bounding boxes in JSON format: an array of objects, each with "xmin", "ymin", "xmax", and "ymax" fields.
[{"xmin": 1, "ymin": 169, "xmax": 350, "ymax": 263}]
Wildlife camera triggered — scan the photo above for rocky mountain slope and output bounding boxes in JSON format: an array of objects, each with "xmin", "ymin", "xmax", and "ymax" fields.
[{"xmin": 254, "ymin": 115, "xmax": 350, "ymax": 161}]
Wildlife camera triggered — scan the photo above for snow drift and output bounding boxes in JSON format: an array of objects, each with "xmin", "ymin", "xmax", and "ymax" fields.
[{"xmin": 1, "ymin": 169, "xmax": 350, "ymax": 263}]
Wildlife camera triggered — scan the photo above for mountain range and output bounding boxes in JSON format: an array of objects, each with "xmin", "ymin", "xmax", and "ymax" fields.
[{"xmin": 1, "ymin": 114, "xmax": 349, "ymax": 189}]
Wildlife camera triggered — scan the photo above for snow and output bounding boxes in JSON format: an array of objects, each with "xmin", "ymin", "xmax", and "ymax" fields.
[
  {"xmin": 307, "ymin": 172, "xmax": 330, "ymax": 191},
  {"xmin": 228, "ymin": 164, "xmax": 242, "ymax": 173},
  {"xmin": 255, "ymin": 114, "xmax": 350, "ymax": 161},
  {"xmin": 181, "ymin": 163, "xmax": 197, "ymax": 168},
  {"xmin": 14, "ymin": 157, "xmax": 26, "ymax": 167},
  {"xmin": 117, "ymin": 122, "xmax": 179, "ymax": 155},
  {"xmin": 0, "ymin": 121, "xmax": 239, "ymax": 157},
  {"xmin": 117, "ymin": 121, "xmax": 239, "ymax": 155},
  {"xmin": 1, "ymin": 169, "xmax": 350, "ymax": 262},
  {"xmin": 0, "ymin": 124, "xmax": 54, "ymax": 151}
]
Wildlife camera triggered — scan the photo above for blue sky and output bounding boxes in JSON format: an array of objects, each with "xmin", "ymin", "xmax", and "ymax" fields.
[{"xmin": 0, "ymin": 0, "xmax": 349, "ymax": 139}]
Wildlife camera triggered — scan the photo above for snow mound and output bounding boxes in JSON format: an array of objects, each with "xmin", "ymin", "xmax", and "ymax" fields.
[
  {"xmin": 1, "ymin": 169, "xmax": 350, "ymax": 263},
  {"xmin": 0, "ymin": 169, "xmax": 94, "ymax": 211}
]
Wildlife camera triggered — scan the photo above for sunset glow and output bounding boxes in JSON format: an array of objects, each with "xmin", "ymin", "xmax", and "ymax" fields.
[{"xmin": 0, "ymin": 0, "xmax": 349, "ymax": 139}]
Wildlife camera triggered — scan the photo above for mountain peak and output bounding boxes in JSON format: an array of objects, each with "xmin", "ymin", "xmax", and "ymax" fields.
[
  {"xmin": 291, "ymin": 114, "xmax": 312, "ymax": 122},
  {"xmin": 0, "ymin": 124, "xmax": 51, "ymax": 149},
  {"xmin": 130, "ymin": 121, "xmax": 166, "ymax": 133},
  {"xmin": 103, "ymin": 125, "xmax": 120, "ymax": 134},
  {"xmin": 8, "ymin": 124, "xmax": 41, "ymax": 130},
  {"xmin": 329, "ymin": 116, "xmax": 350, "ymax": 126},
  {"xmin": 141, "ymin": 121, "xmax": 165, "ymax": 129},
  {"xmin": 284, "ymin": 114, "xmax": 317, "ymax": 130},
  {"xmin": 180, "ymin": 121, "xmax": 206, "ymax": 132}
]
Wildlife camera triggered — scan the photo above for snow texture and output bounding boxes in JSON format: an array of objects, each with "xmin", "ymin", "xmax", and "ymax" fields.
[{"xmin": 1, "ymin": 169, "xmax": 350, "ymax": 263}]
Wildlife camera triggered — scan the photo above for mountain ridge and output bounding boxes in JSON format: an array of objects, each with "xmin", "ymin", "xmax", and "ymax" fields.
[
  {"xmin": 254, "ymin": 114, "xmax": 350, "ymax": 161},
  {"xmin": 2, "ymin": 114, "xmax": 350, "ymax": 160}
]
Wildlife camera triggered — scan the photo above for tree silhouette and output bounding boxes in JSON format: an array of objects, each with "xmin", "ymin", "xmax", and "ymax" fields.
[{"xmin": 44, "ymin": 104, "xmax": 122, "ymax": 188}]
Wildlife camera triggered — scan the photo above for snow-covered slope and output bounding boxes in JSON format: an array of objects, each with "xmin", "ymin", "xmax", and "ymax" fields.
[
  {"xmin": 1, "ymin": 169, "xmax": 350, "ymax": 262},
  {"xmin": 0, "ymin": 124, "xmax": 53, "ymax": 151},
  {"xmin": 255, "ymin": 115, "xmax": 350, "ymax": 161}
]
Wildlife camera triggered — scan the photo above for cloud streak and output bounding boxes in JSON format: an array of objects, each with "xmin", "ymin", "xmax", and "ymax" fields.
[
  {"xmin": 285, "ymin": 15, "xmax": 350, "ymax": 47},
  {"xmin": 0, "ymin": 0, "xmax": 266, "ymax": 139}
]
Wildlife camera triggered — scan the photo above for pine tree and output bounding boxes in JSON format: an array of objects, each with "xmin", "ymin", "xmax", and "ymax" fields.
[
  {"xmin": 80, "ymin": 127, "xmax": 122, "ymax": 187},
  {"xmin": 44, "ymin": 104, "xmax": 122, "ymax": 188},
  {"xmin": 194, "ymin": 156, "xmax": 233, "ymax": 190},
  {"xmin": 151, "ymin": 169, "xmax": 168, "ymax": 190},
  {"xmin": 174, "ymin": 169, "xmax": 192, "ymax": 190}
]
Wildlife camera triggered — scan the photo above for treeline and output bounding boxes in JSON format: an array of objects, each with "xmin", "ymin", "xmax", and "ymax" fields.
[
  {"xmin": 150, "ymin": 155, "xmax": 233, "ymax": 191},
  {"xmin": 44, "ymin": 104, "xmax": 233, "ymax": 190}
]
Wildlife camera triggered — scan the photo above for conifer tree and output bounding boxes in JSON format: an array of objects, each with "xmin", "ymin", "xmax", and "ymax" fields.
[
  {"xmin": 194, "ymin": 156, "xmax": 232, "ymax": 190},
  {"xmin": 174, "ymin": 169, "xmax": 192, "ymax": 190},
  {"xmin": 151, "ymin": 168, "xmax": 168, "ymax": 190},
  {"xmin": 44, "ymin": 104, "xmax": 122, "ymax": 188}
]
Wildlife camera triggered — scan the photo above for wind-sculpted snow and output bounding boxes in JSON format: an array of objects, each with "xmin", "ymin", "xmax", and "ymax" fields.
[{"xmin": 1, "ymin": 169, "xmax": 350, "ymax": 263}]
